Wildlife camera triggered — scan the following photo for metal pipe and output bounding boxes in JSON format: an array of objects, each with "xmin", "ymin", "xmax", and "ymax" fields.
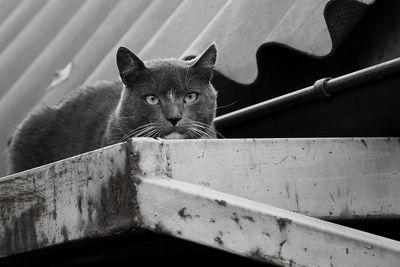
[{"xmin": 214, "ymin": 56, "xmax": 400, "ymax": 129}]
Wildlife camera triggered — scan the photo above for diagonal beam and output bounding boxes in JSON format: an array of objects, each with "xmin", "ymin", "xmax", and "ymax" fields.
[{"xmin": 136, "ymin": 175, "xmax": 400, "ymax": 266}]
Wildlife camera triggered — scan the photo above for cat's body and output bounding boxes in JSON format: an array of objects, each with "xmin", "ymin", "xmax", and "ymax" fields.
[{"xmin": 8, "ymin": 44, "xmax": 218, "ymax": 174}]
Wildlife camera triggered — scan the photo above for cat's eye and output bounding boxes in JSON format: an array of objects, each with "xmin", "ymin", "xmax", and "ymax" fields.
[
  {"xmin": 145, "ymin": 95, "xmax": 159, "ymax": 105},
  {"xmin": 184, "ymin": 92, "xmax": 198, "ymax": 103}
]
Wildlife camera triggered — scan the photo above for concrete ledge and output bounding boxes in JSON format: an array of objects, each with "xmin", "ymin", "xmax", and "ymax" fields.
[
  {"xmin": 0, "ymin": 142, "xmax": 137, "ymax": 257},
  {"xmin": 132, "ymin": 137, "xmax": 400, "ymax": 220},
  {"xmin": 1, "ymin": 138, "xmax": 400, "ymax": 265}
]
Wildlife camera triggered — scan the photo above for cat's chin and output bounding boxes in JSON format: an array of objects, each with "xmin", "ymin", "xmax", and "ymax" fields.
[{"xmin": 162, "ymin": 132, "xmax": 185, "ymax": 140}]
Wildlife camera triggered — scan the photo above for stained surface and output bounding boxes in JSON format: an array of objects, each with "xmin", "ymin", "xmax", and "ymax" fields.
[
  {"xmin": 0, "ymin": 142, "xmax": 139, "ymax": 257},
  {"xmin": 132, "ymin": 137, "xmax": 400, "ymax": 220},
  {"xmin": 2, "ymin": 138, "xmax": 400, "ymax": 266}
]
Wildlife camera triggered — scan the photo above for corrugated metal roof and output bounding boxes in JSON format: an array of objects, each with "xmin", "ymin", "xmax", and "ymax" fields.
[{"xmin": 0, "ymin": 0, "xmax": 374, "ymax": 175}]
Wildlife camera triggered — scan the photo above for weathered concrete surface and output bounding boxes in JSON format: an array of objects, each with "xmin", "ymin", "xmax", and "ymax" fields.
[
  {"xmin": 0, "ymin": 141, "xmax": 141, "ymax": 257},
  {"xmin": 1, "ymin": 137, "xmax": 400, "ymax": 266},
  {"xmin": 132, "ymin": 137, "xmax": 400, "ymax": 220},
  {"xmin": 136, "ymin": 175, "xmax": 400, "ymax": 267}
]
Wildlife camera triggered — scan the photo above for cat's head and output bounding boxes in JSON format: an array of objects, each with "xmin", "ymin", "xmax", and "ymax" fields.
[{"xmin": 114, "ymin": 43, "xmax": 218, "ymax": 140}]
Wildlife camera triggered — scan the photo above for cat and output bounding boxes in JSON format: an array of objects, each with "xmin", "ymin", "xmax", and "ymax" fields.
[{"xmin": 7, "ymin": 43, "xmax": 218, "ymax": 174}]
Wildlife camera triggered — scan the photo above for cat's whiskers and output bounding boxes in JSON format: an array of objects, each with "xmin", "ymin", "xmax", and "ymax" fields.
[
  {"xmin": 132, "ymin": 126, "xmax": 157, "ymax": 138},
  {"xmin": 198, "ymin": 122, "xmax": 223, "ymax": 138},
  {"xmin": 139, "ymin": 127, "xmax": 158, "ymax": 138},
  {"xmin": 129, "ymin": 122, "xmax": 162, "ymax": 139},
  {"xmin": 207, "ymin": 100, "xmax": 239, "ymax": 112},
  {"xmin": 120, "ymin": 122, "xmax": 157, "ymax": 141},
  {"xmin": 191, "ymin": 121, "xmax": 224, "ymax": 138},
  {"xmin": 146, "ymin": 129, "xmax": 161, "ymax": 138},
  {"xmin": 106, "ymin": 125, "xmax": 126, "ymax": 141},
  {"xmin": 181, "ymin": 120, "xmax": 215, "ymax": 139},
  {"xmin": 107, "ymin": 132, "xmax": 124, "ymax": 140},
  {"xmin": 127, "ymin": 127, "xmax": 154, "ymax": 139},
  {"xmin": 120, "ymin": 126, "xmax": 148, "ymax": 141},
  {"xmin": 183, "ymin": 128, "xmax": 193, "ymax": 139},
  {"xmin": 186, "ymin": 127, "xmax": 202, "ymax": 139},
  {"xmin": 194, "ymin": 128, "xmax": 212, "ymax": 139},
  {"xmin": 190, "ymin": 130, "xmax": 206, "ymax": 139}
]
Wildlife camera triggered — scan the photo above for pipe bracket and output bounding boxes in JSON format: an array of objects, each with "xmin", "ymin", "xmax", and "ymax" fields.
[{"xmin": 313, "ymin": 77, "xmax": 332, "ymax": 98}]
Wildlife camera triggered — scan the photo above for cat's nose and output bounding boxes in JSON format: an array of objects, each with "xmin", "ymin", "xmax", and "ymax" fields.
[{"xmin": 167, "ymin": 117, "xmax": 181, "ymax": 126}]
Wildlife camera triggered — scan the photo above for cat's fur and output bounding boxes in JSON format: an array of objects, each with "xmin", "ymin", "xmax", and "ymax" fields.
[{"xmin": 7, "ymin": 43, "xmax": 218, "ymax": 174}]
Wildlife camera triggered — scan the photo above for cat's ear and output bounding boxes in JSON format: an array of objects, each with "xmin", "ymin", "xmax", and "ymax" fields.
[
  {"xmin": 116, "ymin": 46, "xmax": 145, "ymax": 85},
  {"xmin": 190, "ymin": 43, "xmax": 217, "ymax": 81}
]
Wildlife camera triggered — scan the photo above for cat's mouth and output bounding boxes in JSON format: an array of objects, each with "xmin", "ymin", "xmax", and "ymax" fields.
[{"xmin": 163, "ymin": 132, "xmax": 185, "ymax": 139}]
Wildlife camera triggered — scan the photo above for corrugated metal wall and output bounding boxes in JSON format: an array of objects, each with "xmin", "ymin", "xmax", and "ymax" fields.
[{"xmin": 0, "ymin": 0, "xmax": 374, "ymax": 176}]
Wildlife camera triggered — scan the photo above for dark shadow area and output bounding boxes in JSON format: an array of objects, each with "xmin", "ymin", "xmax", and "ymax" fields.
[
  {"xmin": 0, "ymin": 231, "xmax": 270, "ymax": 267},
  {"xmin": 219, "ymin": 73, "xmax": 400, "ymax": 138},
  {"xmin": 1, "ymin": 219, "xmax": 399, "ymax": 267}
]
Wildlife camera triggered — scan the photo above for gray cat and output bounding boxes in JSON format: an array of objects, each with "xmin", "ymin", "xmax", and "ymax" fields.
[{"xmin": 7, "ymin": 43, "xmax": 218, "ymax": 174}]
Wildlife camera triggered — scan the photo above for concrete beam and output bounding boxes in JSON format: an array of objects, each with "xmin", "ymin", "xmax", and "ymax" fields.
[
  {"xmin": 1, "ymin": 138, "xmax": 400, "ymax": 266},
  {"xmin": 137, "ymin": 175, "xmax": 400, "ymax": 266},
  {"xmin": 0, "ymin": 142, "xmax": 136, "ymax": 257},
  {"xmin": 132, "ymin": 137, "xmax": 400, "ymax": 220}
]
